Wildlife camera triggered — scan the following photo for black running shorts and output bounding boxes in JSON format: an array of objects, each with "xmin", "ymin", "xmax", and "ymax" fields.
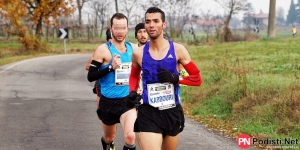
[
  {"xmin": 97, "ymin": 95, "xmax": 131, "ymax": 125},
  {"xmin": 134, "ymin": 104, "xmax": 185, "ymax": 137}
]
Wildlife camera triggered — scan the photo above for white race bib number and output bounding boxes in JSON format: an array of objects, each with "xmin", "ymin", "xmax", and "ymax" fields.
[
  {"xmin": 147, "ymin": 83, "xmax": 176, "ymax": 110},
  {"xmin": 115, "ymin": 62, "xmax": 131, "ymax": 86}
]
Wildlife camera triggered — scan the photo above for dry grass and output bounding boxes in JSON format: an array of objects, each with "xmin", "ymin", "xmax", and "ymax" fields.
[{"xmin": 181, "ymin": 37, "xmax": 300, "ymax": 145}]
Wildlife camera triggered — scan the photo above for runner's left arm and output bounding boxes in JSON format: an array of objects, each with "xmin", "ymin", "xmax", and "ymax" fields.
[
  {"xmin": 129, "ymin": 48, "xmax": 141, "ymax": 92},
  {"xmin": 157, "ymin": 44, "xmax": 202, "ymax": 86},
  {"xmin": 126, "ymin": 48, "xmax": 142, "ymax": 108}
]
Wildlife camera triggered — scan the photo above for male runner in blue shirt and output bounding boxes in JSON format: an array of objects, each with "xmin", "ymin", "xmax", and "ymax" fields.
[{"xmin": 88, "ymin": 13, "xmax": 137, "ymax": 150}]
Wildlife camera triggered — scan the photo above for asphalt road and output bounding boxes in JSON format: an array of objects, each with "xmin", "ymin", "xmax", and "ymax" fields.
[{"xmin": 0, "ymin": 54, "xmax": 242, "ymax": 150}]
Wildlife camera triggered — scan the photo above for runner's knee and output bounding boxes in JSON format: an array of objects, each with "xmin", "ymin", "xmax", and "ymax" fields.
[
  {"xmin": 103, "ymin": 135, "xmax": 114, "ymax": 143},
  {"xmin": 124, "ymin": 131, "xmax": 135, "ymax": 144}
]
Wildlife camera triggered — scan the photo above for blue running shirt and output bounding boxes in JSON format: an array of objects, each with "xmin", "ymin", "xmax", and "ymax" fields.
[{"xmin": 99, "ymin": 41, "xmax": 133, "ymax": 98}]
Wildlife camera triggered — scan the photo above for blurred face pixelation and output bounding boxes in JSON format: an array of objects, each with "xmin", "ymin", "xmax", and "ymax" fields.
[
  {"xmin": 145, "ymin": 13, "xmax": 165, "ymax": 40},
  {"xmin": 137, "ymin": 29, "xmax": 148, "ymax": 45},
  {"xmin": 111, "ymin": 18, "xmax": 128, "ymax": 42}
]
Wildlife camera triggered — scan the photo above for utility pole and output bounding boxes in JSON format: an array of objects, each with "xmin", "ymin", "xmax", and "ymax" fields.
[
  {"xmin": 115, "ymin": 0, "xmax": 119, "ymax": 13},
  {"xmin": 268, "ymin": 0, "xmax": 276, "ymax": 38}
]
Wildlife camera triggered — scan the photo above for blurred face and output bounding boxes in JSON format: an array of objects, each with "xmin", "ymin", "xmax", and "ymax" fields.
[
  {"xmin": 145, "ymin": 13, "xmax": 166, "ymax": 40},
  {"xmin": 111, "ymin": 18, "xmax": 128, "ymax": 42},
  {"xmin": 136, "ymin": 29, "xmax": 148, "ymax": 46}
]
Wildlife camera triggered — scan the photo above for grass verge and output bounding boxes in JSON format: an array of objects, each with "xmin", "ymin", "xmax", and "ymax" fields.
[{"xmin": 181, "ymin": 37, "xmax": 300, "ymax": 148}]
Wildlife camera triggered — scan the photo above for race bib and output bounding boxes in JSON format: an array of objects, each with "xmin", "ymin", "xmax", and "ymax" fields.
[
  {"xmin": 147, "ymin": 83, "xmax": 176, "ymax": 110},
  {"xmin": 115, "ymin": 62, "xmax": 131, "ymax": 86}
]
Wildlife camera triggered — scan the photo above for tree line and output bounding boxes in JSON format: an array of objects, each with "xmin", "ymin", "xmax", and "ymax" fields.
[
  {"xmin": 0, "ymin": 0, "xmax": 256, "ymax": 51},
  {"xmin": 287, "ymin": 0, "xmax": 300, "ymax": 25}
]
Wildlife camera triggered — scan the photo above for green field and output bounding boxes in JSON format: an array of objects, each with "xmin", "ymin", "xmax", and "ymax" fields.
[
  {"xmin": 180, "ymin": 36, "xmax": 300, "ymax": 147},
  {"xmin": 0, "ymin": 32, "xmax": 299, "ymax": 148}
]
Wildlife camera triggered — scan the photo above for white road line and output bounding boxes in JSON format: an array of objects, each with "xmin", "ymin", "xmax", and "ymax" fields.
[
  {"xmin": 0, "ymin": 54, "xmax": 86, "ymax": 75},
  {"xmin": 0, "ymin": 59, "xmax": 36, "ymax": 74}
]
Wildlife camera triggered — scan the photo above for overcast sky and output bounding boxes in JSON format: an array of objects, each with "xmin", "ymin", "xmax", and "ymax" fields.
[
  {"xmin": 198, "ymin": 0, "xmax": 291, "ymax": 19},
  {"xmin": 80, "ymin": 0, "xmax": 292, "ymax": 24},
  {"xmin": 250, "ymin": 0, "xmax": 290, "ymax": 16}
]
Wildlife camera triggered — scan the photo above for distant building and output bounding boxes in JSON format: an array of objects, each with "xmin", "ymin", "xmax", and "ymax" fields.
[
  {"xmin": 184, "ymin": 19, "xmax": 223, "ymax": 30},
  {"xmin": 243, "ymin": 13, "xmax": 269, "ymax": 26},
  {"xmin": 184, "ymin": 17, "xmax": 244, "ymax": 31},
  {"xmin": 196, "ymin": 19, "xmax": 223, "ymax": 28}
]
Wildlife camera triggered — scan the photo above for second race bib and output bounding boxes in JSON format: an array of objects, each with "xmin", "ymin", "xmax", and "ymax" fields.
[{"xmin": 147, "ymin": 83, "xmax": 176, "ymax": 110}]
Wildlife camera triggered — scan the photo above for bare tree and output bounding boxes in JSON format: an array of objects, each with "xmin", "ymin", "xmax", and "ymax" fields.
[
  {"xmin": 88, "ymin": 0, "xmax": 111, "ymax": 38},
  {"xmin": 162, "ymin": 0, "xmax": 200, "ymax": 38},
  {"xmin": 77, "ymin": 0, "xmax": 89, "ymax": 27},
  {"xmin": 214, "ymin": 0, "xmax": 248, "ymax": 42},
  {"xmin": 137, "ymin": 0, "xmax": 166, "ymax": 25},
  {"xmin": 201, "ymin": 10, "xmax": 214, "ymax": 42},
  {"xmin": 0, "ymin": 16, "xmax": 12, "ymax": 40},
  {"xmin": 140, "ymin": 0, "xmax": 164, "ymax": 11},
  {"xmin": 120, "ymin": 0, "xmax": 138, "ymax": 23},
  {"xmin": 76, "ymin": 0, "xmax": 89, "ymax": 37}
]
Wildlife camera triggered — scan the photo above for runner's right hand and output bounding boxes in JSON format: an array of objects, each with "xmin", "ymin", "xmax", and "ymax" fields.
[{"xmin": 112, "ymin": 54, "xmax": 121, "ymax": 70}]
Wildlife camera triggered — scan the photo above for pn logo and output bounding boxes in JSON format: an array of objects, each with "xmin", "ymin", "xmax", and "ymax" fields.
[{"xmin": 237, "ymin": 134, "xmax": 252, "ymax": 149}]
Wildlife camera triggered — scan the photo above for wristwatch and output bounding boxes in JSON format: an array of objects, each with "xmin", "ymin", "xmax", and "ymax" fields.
[{"xmin": 109, "ymin": 65, "xmax": 113, "ymax": 71}]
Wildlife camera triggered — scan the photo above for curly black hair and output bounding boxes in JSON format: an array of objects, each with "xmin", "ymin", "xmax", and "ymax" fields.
[{"xmin": 134, "ymin": 23, "xmax": 145, "ymax": 38}]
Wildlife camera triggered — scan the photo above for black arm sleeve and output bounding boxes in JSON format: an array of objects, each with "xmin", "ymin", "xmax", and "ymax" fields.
[{"xmin": 87, "ymin": 60, "xmax": 112, "ymax": 82}]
